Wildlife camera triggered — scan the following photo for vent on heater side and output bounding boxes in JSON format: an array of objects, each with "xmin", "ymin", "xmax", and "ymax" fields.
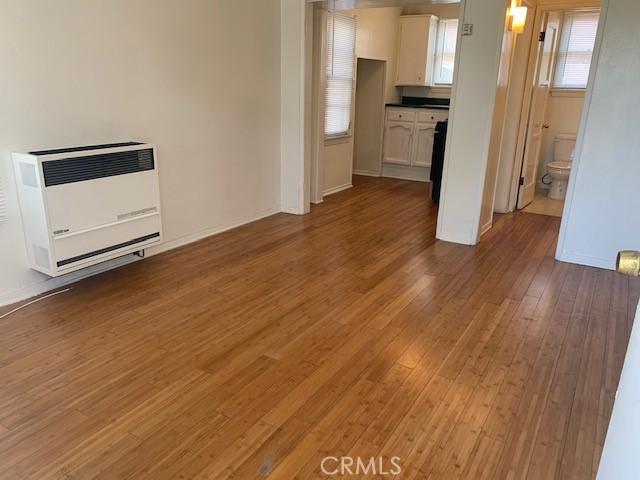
[{"xmin": 42, "ymin": 149, "xmax": 154, "ymax": 187}]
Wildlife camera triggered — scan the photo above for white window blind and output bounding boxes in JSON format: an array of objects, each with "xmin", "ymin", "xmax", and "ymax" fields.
[
  {"xmin": 325, "ymin": 12, "xmax": 356, "ymax": 138},
  {"xmin": 553, "ymin": 11, "xmax": 599, "ymax": 89},
  {"xmin": 433, "ymin": 19, "xmax": 459, "ymax": 85},
  {"xmin": 0, "ymin": 176, "xmax": 7, "ymax": 223}
]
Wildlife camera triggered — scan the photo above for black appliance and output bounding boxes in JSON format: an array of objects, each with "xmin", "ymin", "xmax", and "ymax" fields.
[{"xmin": 430, "ymin": 120, "xmax": 448, "ymax": 203}]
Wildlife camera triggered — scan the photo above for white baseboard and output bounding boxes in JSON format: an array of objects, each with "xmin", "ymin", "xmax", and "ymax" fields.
[
  {"xmin": 0, "ymin": 207, "xmax": 280, "ymax": 308},
  {"xmin": 323, "ymin": 183, "xmax": 353, "ymax": 197},
  {"xmin": 436, "ymin": 228, "xmax": 477, "ymax": 246},
  {"xmin": 149, "ymin": 207, "xmax": 279, "ymax": 256},
  {"xmin": 556, "ymin": 250, "xmax": 614, "ymax": 270},
  {"xmin": 281, "ymin": 204, "xmax": 305, "ymax": 215},
  {"xmin": 381, "ymin": 164, "xmax": 430, "ymax": 182},
  {"xmin": 480, "ymin": 221, "xmax": 493, "ymax": 236},
  {"xmin": 0, "ymin": 255, "xmax": 139, "ymax": 309},
  {"xmin": 352, "ymin": 170, "xmax": 380, "ymax": 177}
]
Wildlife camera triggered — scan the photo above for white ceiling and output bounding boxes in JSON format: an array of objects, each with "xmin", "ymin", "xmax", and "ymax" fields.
[{"xmin": 307, "ymin": 0, "xmax": 459, "ymax": 9}]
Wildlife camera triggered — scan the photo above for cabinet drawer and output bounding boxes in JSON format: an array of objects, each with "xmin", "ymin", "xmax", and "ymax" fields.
[
  {"xmin": 387, "ymin": 110, "xmax": 416, "ymax": 122},
  {"xmin": 418, "ymin": 111, "xmax": 447, "ymax": 123}
]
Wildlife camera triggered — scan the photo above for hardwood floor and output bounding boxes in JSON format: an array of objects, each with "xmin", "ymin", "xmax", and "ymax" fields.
[{"xmin": 0, "ymin": 176, "xmax": 637, "ymax": 479}]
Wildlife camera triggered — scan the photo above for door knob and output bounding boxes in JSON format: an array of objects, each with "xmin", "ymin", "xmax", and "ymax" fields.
[
  {"xmin": 617, "ymin": 250, "xmax": 640, "ymax": 277},
  {"xmin": 542, "ymin": 123, "xmax": 550, "ymax": 129}
]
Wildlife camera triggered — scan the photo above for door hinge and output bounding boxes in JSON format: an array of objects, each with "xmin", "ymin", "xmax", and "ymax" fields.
[
  {"xmin": 538, "ymin": 31, "xmax": 546, "ymax": 42},
  {"xmin": 519, "ymin": 177, "xmax": 525, "ymax": 186}
]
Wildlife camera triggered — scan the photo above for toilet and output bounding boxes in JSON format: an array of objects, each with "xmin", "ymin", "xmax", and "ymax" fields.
[{"xmin": 546, "ymin": 134, "xmax": 576, "ymax": 200}]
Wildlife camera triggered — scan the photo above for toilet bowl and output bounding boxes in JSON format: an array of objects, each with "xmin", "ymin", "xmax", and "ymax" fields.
[
  {"xmin": 547, "ymin": 161, "xmax": 572, "ymax": 200},
  {"xmin": 546, "ymin": 134, "xmax": 576, "ymax": 201}
]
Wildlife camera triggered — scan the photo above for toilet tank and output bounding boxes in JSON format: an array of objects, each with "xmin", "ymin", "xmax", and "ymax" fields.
[{"xmin": 554, "ymin": 134, "xmax": 576, "ymax": 162}]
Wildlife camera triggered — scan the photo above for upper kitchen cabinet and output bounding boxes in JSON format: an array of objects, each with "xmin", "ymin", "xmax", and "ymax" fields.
[{"xmin": 395, "ymin": 15, "xmax": 438, "ymax": 87}]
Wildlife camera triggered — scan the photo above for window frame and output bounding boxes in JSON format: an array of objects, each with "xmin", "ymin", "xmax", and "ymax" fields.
[
  {"xmin": 552, "ymin": 9, "xmax": 600, "ymax": 90},
  {"xmin": 324, "ymin": 12, "xmax": 357, "ymax": 141},
  {"xmin": 432, "ymin": 18, "xmax": 459, "ymax": 87}
]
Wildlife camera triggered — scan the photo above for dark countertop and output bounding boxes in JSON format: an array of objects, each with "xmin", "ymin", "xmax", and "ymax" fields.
[
  {"xmin": 385, "ymin": 96, "xmax": 450, "ymax": 110},
  {"xmin": 385, "ymin": 103, "xmax": 450, "ymax": 110}
]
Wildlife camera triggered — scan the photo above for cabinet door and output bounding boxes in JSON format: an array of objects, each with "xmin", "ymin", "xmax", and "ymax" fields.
[
  {"xmin": 412, "ymin": 122, "xmax": 437, "ymax": 167},
  {"xmin": 384, "ymin": 122, "xmax": 414, "ymax": 165},
  {"xmin": 396, "ymin": 17, "xmax": 429, "ymax": 86}
]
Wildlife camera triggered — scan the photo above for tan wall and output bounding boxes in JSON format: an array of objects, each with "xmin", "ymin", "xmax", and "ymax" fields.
[{"xmin": 347, "ymin": 7, "xmax": 403, "ymax": 103}]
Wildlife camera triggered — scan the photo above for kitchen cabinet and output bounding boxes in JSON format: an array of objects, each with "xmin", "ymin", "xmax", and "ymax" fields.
[
  {"xmin": 413, "ymin": 123, "xmax": 438, "ymax": 167},
  {"xmin": 382, "ymin": 107, "xmax": 448, "ymax": 181},
  {"xmin": 395, "ymin": 15, "xmax": 438, "ymax": 87},
  {"xmin": 383, "ymin": 122, "xmax": 413, "ymax": 166}
]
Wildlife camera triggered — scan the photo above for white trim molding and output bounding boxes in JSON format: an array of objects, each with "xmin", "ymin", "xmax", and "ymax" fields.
[
  {"xmin": 381, "ymin": 164, "xmax": 430, "ymax": 182},
  {"xmin": 352, "ymin": 170, "xmax": 380, "ymax": 177},
  {"xmin": 323, "ymin": 183, "xmax": 353, "ymax": 196}
]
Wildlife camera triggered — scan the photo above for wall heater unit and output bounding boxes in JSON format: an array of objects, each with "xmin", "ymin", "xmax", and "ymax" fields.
[{"xmin": 13, "ymin": 142, "xmax": 162, "ymax": 277}]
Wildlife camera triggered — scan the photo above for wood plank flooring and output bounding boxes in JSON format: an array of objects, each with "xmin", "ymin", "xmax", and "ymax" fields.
[{"xmin": 0, "ymin": 176, "xmax": 637, "ymax": 479}]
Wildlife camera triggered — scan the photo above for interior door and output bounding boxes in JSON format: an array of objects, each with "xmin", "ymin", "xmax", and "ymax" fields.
[
  {"xmin": 517, "ymin": 12, "xmax": 560, "ymax": 209},
  {"xmin": 412, "ymin": 122, "xmax": 437, "ymax": 167},
  {"xmin": 384, "ymin": 122, "xmax": 414, "ymax": 165}
]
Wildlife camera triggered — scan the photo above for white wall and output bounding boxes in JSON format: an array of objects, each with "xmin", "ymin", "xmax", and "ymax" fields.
[
  {"xmin": 537, "ymin": 92, "xmax": 584, "ymax": 188},
  {"xmin": 322, "ymin": 6, "xmax": 402, "ymax": 195},
  {"xmin": 597, "ymin": 301, "xmax": 640, "ymax": 479},
  {"xmin": 0, "ymin": 0, "xmax": 282, "ymax": 305},
  {"xmin": 558, "ymin": 0, "xmax": 640, "ymax": 269},
  {"xmin": 437, "ymin": 0, "xmax": 510, "ymax": 245}
]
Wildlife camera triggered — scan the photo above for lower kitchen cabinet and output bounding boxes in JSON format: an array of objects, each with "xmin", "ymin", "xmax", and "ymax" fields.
[
  {"xmin": 413, "ymin": 122, "xmax": 437, "ymax": 168},
  {"xmin": 382, "ymin": 107, "xmax": 447, "ymax": 181},
  {"xmin": 383, "ymin": 122, "xmax": 414, "ymax": 166}
]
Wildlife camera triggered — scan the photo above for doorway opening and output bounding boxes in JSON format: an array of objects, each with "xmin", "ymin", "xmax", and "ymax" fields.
[
  {"xmin": 479, "ymin": 0, "xmax": 602, "ymax": 241},
  {"xmin": 514, "ymin": 6, "xmax": 601, "ymax": 218},
  {"xmin": 353, "ymin": 58, "xmax": 386, "ymax": 177},
  {"xmin": 309, "ymin": 1, "xmax": 461, "ymax": 214}
]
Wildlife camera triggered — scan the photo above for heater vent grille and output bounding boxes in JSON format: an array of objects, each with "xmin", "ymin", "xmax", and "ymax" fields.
[{"xmin": 43, "ymin": 149, "xmax": 154, "ymax": 187}]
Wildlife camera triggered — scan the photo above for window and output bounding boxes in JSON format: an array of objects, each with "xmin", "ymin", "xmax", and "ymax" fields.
[
  {"xmin": 553, "ymin": 11, "xmax": 599, "ymax": 89},
  {"xmin": 432, "ymin": 19, "xmax": 459, "ymax": 86},
  {"xmin": 325, "ymin": 13, "xmax": 356, "ymax": 138}
]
